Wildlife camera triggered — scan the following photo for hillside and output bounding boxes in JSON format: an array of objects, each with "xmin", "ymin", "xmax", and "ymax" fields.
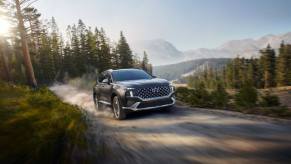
[
  {"xmin": 131, "ymin": 39, "xmax": 184, "ymax": 65},
  {"xmin": 132, "ymin": 32, "xmax": 291, "ymax": 66},
  {"xmin": 153, "ymin": 58, "xmax": 230, "ymax": 80}
]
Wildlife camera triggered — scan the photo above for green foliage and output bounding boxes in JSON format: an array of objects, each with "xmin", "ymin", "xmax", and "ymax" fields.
[
  {"xmin": 1, "ymin": 8, "xmax": 151, "ymax": 85},
  {"xmin": 175, "ymin": 87, "xmax": 193, "ymax": 103},
  {"xmin": 276, "ymin": 42, "xmax": 291, "ymax": 86},
  {"xmin": 235, "ymin": 83, "xmax": 258, "ymax": 108},
  {"xmin": 0, "ymin": 83, "xmax": 91, "ymax": 163},
  {"xmin": 141, "ymin": 51, "xmax": 152, "ymax": 74},
  {"xmin": 260, "ymin": 91, "xmax": 280, "ymax": 107},
  {"xmin": 116, "ymin": 31, "xmax": 133, "ymax": 68},
  {"xmin": 260, "ymin": 44, "xmax": 276, "ymax": 88},
  {"xmin": 211, "ymin": 83, "xmax": 229, "ymax": 108},
  {"xmin": 176, "ymin": 84, "xmax": 212, "ymax": 107},
  {"xmin": 183, "ymin": 43, "xmax": 291, "ymax": 90}
]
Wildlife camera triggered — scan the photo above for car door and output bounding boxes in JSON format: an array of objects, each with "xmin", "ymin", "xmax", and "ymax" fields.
[
  {"xmin": 98, "ymin": 72, "xmax": 112, "ymax": 104},
  {"xmin": 101, "ymin": 72, "xmax": 113, "ymax": 103}
]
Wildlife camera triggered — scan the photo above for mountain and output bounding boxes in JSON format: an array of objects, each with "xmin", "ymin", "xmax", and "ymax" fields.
[
  {"xmin": 184, "ymin": 32, "xmax": 291, "ymax": 60},
  {"xmin": 131, "ymin": 39, "xmax": 183, "ymax": 65},
  {"xmin": 153, "ymin": 58, "xmax": 230, "ymax": 81},
  {"xmin": 132, "ymin": 32, "xmax": 291, "ymax": 66}
]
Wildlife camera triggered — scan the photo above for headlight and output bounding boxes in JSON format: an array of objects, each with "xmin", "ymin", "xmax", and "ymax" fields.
[{"xmin": 126, "ymin": 88, "xmax": 135, "ymax": 97}]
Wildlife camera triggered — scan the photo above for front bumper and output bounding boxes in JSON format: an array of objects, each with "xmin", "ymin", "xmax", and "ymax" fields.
[{"xmin": 122, "ymin": 93, "xmax": 175, "ymax": 111}]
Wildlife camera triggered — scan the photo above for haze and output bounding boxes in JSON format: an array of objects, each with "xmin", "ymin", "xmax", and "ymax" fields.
[{"xmin": 34, "ymin": 0, "xmax": 291, "ymax": 50}]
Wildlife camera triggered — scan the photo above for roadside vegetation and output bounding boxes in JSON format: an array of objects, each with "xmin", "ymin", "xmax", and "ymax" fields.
[
  {"xmin": 0, "ymin": 82, "xmax": 96, "ymax": 163},
  {"xmin": 178, "ymin": 41, "xmax": 291, "ymax": 119},
  {"xmin": 176, "ymin": 84, "xmax": 291, "ymax": 119}
]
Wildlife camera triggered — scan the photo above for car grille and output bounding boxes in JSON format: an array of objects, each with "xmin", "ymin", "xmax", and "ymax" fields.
[{"xmin": 133, "ymin": 86, "xmax": 171, "ymax": 99}]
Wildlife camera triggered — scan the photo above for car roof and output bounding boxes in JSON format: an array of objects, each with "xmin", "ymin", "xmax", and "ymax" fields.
[{"xmin": 107, "ymin": 68, "xmax": 142, "ymax": 72}]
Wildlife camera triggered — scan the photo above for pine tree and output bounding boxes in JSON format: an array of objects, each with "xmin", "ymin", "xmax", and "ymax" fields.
[
  {"xmin": 98, "ymin": 28, "xmax": 111, "ymax": 71},
  {"xmin": 276, "ymin": 41, "xmax": 291, "ymax": 86},
  {"xmin": 225, "ymin": 62, "xmax": 234, "ymax": 88},
  {"xmin": 77, "ymin": 19, "xmax": 87, "ymax": 73},
  {"xmin": 85, "ymin": 27, "xmax": 98, "ymax": 72},
  {"xmin": 117, "ymin": 31, "xmax": 133, "ymax": 68},
  {"xmin": 15, "ymin": 0, "xmax": 37, "ymax": 87},
  {"xmin": 71, "ymin": 24, "xmax": 82, "ymax": 76},
  {"xmin": 50, "ymin": 17, "xmax": 61, "ymax": 76},
  {"xmin": 38, "ymin": 30, "xmax": 55, "ymax": 84},
  {"xmin": 286, "ymin": 44, "xmax": 291, "ymax": 85},
  {"xmin": 260, "ymin": 44, "xmax": 276, "ymax": 88},
  {"xmin": 111, "ymin": 45, "xmax": 120, "ymax": 69},
  {"xmin": 141, "ymin": 51, "xmax": 149, "ymax": 72}
]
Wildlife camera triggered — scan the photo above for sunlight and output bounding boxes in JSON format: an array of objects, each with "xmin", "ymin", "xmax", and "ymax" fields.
[{"xmin": 0, "ymin": 18, "xmax": 11, "ymax": 36}]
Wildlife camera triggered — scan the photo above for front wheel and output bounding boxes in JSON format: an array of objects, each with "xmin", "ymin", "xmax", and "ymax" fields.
[{"xmin": 112, "ymin": 96, "xmax": 126, "ymax": 120}]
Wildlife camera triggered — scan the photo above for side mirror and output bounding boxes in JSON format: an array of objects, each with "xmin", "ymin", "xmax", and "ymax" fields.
[{"xmin": 102, "ymin": 78, "xmax": 110, "ymax": 84}]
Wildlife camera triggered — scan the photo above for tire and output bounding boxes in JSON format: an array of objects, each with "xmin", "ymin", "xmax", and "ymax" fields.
[
  {"xmin": 112, "ymin": 96, "xmax": 126, "ymax": 120},
  {"xmin": 93, "ymin": 94, "xmax": 100, "ymax": 111}
]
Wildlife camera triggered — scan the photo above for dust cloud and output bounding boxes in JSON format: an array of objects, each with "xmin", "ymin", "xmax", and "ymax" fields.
[{"xmin": 50, "ymin": 84, "xmax": 113, "ymax": 118}]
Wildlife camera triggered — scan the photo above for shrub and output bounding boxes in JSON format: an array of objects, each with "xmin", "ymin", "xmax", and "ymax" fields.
[
  {"xmin": 191, "ymin": 83, "xmax": 212, "ymax": 107},
  {"xmin": 235, "ymin": 83, "xmax": 258, "ymax": 108},
  {"xmin": 176, "ymin": 87, "xmax": 192, "ymax": 102},
  {"xmin": 176, "ymin": 84, "xmax": 212, "ymax": 107},
  {"xmin": 211, "ymin": 83, "xmax": 229, "ymax": 108},
  {"xmin": 260, "ymin": 92, "xmax": 280, "ymax": 107}
]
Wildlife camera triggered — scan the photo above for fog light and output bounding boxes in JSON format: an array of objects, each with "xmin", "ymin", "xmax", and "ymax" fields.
[{"xmin": 170, "ymin": 85, "xmax": 175, "ymax": 92}]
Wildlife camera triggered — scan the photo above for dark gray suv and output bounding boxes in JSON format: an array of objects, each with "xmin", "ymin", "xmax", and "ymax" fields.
[{"xmin": 93, "ymin": 69, "xmax": 175, "ymax": 120}]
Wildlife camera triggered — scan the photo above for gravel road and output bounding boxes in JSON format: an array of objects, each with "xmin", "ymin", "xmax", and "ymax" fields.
[{"xmin": 50, "ymin": 85, "xmax": 291, "ymax": 164}]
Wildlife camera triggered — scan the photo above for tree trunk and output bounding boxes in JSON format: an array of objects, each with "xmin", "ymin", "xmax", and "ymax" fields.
[
  {"xmin": 0, "ymin": 39, "xmax": 11, "ymax": 81},
  {"xmin": 15, "ymin": 0, "xmax": 37, "ymax": 87}
]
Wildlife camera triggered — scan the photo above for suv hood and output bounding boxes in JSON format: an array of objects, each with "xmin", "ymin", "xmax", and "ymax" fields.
[{"xmin": 116, "ymin": 78, "xmax": 170, "ymax": 88}]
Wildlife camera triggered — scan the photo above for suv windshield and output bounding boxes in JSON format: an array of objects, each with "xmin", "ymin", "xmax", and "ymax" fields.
[{"xmin": 112, "ymin": 69, "xmax": 153, "ymax": 82}]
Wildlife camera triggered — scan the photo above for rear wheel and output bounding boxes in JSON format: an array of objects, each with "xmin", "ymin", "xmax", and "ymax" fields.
[{"xmin": 112, "ymin": 96, "xmax": 126, "ymax": 120}]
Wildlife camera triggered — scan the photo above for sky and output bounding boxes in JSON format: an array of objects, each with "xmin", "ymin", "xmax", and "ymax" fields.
[{"xmin": 34, "ymin": 0, "xmax": 291, "ymax": 50}]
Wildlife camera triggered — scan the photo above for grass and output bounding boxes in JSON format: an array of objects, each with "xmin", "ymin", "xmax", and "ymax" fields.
[{"xmin": 0, "ymin": 82, "xmax": 91, "ymax": 163}]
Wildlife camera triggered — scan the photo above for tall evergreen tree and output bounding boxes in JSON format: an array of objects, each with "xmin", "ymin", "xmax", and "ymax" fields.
[
  {"xmin": 276, "ymin": 41, "xmax": 291, "ymax": 86},
  {"xmin": 260, "ymin": 44, "xmax": 276, "ymax": 88},
  {"xmin": 38, "ymin": 30, "xmax": 55, "ymax": 83},
  {"xmin": 117, "ymin": 31, "xmax": 133, "ymax": 68},
  {"xmin": 141, "ymin": 51, "xmax": 149, "ymax": 72},
  {"xmin": 71, "ymin": 24, "xmax": 83, "ymax": 76},
  {"xmin": 50, "ymin": 17, "xmax": 61, "ymax": 76},
  {"xmin": 98, "ymin": 28, "xmax": 111, "ymax": 71},
  {"xmin": 15, "ymin": 0, "xmax": 37, "ymax": 87},
  {"xmin": 77, "ymin": 19, "xmax": 87, "ymax": 73},
  {"xmin": 85, "ymin": 27, "xmax": 98, "ymax": 72}
]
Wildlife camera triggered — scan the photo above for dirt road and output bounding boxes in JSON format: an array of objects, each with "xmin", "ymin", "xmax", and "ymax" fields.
[{"xmin": 50, "ymin": 85, "xmax": 291, "ymax": 164}]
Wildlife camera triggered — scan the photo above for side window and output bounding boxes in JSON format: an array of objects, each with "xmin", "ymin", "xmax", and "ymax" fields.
[
  {"xmin": 98, "ymin": 72, "xmax": 112, "ymax": 84},
  {"xmin": 107, "ymin": 73, "xmax": 113, "ymax": 83},
  {"xmin": 98, "ymin": 74, "xmax": 105, "ymax": 83}
]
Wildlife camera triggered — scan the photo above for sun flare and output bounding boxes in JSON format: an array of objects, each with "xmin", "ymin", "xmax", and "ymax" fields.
[{"xmin": 0, "ymin": 18, "xmax": 11, "ymax": 36}]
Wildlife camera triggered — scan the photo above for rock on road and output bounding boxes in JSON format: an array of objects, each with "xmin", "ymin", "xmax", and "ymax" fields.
[{"xmin": 50, "ymin": 85, "xmax": 291, "ymax": 164}]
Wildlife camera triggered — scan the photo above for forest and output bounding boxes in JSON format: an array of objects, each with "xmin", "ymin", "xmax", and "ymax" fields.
[
  {"xmin": 0, "ymin": 0, "xmax": 152, "ymax": 87},
  {"xmin": 186, "ymin": 43, "xmax": 291, "ymax": 89}
]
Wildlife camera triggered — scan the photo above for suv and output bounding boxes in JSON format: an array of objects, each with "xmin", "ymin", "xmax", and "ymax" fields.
[{"xmin": 93, "ymin": 69, "xmax": 175, "ymax": 120}]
